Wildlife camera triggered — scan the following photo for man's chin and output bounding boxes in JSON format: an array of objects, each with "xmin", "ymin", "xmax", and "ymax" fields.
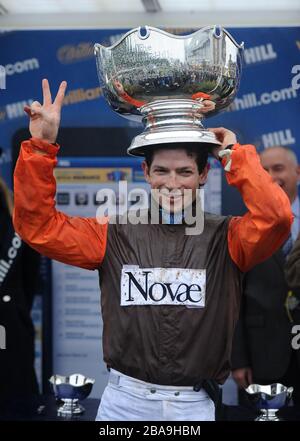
[{"xmin": 161, "ymin": 200, "xmax": 184, "ymax": 213}]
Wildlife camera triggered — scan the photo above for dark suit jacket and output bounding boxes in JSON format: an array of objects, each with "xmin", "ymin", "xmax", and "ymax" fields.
[{"xmin": 231, "ymin": 248, "xmax": 300, "ymax": 381}]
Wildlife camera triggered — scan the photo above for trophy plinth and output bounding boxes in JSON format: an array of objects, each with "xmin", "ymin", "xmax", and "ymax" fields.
[
  {"xmin": 49, "ymin": 374, "xmax": 95, "ymax": 418},
  {"xmin": 94, "ymin": 25, "xmax": 244, "ymax": 156},
  {"xmin": 245, "ymin": 383, "xmax": 293, "ymax": 421}
]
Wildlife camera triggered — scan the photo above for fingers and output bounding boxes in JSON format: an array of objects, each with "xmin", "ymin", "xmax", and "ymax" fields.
[
  {"xmin": 208, "ymin": 127, "xmax": 227, "ymax": 141},
  {"xmin": 24, "ymin": 105, "xmax": 32, "ymax": 117},
  {"xmin": 53, "ymin": 80, "xmax": 67, "ymax": 108},
  {"xmin": 208, "ymin": 127, "xmax": 227, "ymax": 134},
  {"xmin": 24, "ymin": 101, "xmax": 42, "ymax": 118},
  {"xmin": 208, "ymin": 127, "xmax": 225, "ymax": 143},
  {"xmin": 42, "ymin": 78, "xmax": 52, "ymax": 106},
  {"xmin": 208, "ymin": 127, "xmax": 237, "ymax": 145}
]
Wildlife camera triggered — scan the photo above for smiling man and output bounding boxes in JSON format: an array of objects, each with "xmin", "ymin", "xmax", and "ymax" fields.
[
  {"xmin": 141, "ymin": 145, "xmax": 208, "ymax": 233},
  {"xmin": 13, "ymin": 79, "xmax": 292, "ymax": 421}
]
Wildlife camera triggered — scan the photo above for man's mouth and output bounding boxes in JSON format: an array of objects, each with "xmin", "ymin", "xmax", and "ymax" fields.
[{"xmin": 160, "ymin": 191, "xmax": 183, "ymax": 199}]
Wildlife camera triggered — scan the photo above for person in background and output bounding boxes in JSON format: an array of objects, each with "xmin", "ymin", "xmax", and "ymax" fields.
[
  {"xmin": 231, "ymin": 146, "xmax": 300, "ymax": 406},
  {"xmin": 0, "ymin": 163, "xmax": 40, "ymax": 405}
]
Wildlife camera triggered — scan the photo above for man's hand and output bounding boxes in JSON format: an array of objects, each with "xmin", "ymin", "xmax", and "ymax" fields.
[
  {"xmin": 24, "ymin": 78, "xmax": 67, "ymax": 144},
  {"xmin": 231, "ymin": 367, "xmax": 253, "ymax": 389},
  {"xmin": 208, "ymin": 127, "xmax": 237, "ymax": 160}
]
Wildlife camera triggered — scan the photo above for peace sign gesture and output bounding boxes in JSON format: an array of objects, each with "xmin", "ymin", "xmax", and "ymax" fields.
[{"xmin": 24, "ymin": 78, "xmax": 67, "ymax": 144}]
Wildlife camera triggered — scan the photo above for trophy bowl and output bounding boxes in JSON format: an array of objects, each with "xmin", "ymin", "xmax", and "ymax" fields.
[
  {"xmin": 49, "ymin": 373, "xmax": 95, "ymax": 417},
  {"xmin": 94, "ymin": 25, "xmax": 244, "ymax": 156},
  {"xmin": 245, "ymin": 383, "xmax": 294, "ymax": 421}
]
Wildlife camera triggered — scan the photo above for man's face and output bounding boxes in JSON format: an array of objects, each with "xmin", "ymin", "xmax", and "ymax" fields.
[
  {"xmin": 142, "ymin": 148, "xmax": 208, "ymax": 213},
  {"xmin": 260, "ymin": 147, "xmax": 300, "ymax": 202}
]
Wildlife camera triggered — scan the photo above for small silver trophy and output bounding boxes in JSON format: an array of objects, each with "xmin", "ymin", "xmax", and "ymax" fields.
[
  {"xmin": 94, "ymin": 25, "xmax": 243, "ymax": 156},
  {"xmin": 49, "ymin": 373, "xmax": 95, "ymax": 417},
  {"xmin": 245, "ymin": 383, "xmax": 293, "ymax": 421}
]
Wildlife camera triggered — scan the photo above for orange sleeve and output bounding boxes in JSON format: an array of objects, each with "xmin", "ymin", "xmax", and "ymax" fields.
[
  {"xmin": 13, "ymin": 138, "xmax": 108, "ymax": 270},
  {"xmin": 225, "ymin": 144, "xmax": 293, "ymax": 272}
]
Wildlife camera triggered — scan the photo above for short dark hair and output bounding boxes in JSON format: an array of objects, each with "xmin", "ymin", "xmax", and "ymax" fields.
[{"xmin": 144, "ymin": 143, "xmax": 209, "ymax": 174}]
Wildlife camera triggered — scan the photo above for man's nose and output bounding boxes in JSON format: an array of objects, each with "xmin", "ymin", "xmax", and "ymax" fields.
[
  {"xmin": 165, "ymin": 172, "xmax": 178, "ymax": 190},
  {"xmin": 268, "ymin": 171, "xmax": 280, "ymax": 183}
]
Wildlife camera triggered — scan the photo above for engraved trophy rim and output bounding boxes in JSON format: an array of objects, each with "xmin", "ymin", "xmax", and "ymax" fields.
[{"xmin": 94, "ymin": 24, "xmax": 244, "ymax": 52}]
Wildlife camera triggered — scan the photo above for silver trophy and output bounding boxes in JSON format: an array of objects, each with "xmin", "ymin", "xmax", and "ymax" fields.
[
  {"xmin": 245, "ymin": 383, "xmax": 294, "ymax": 421},
  {"xmin": 49, "ymin": 373, "xmax": 95, "ymax": 417},
  {"xmin": 94, "ymin": 25, "xmax": 244, "ymax": 156}
]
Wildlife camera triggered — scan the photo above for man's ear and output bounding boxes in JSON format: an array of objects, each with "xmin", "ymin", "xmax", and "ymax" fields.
[
  {"xmin": 142, "ymin": 160, "xmax": 151, "ymax": 184},
  {"xmin": 199, "ymin": 163, "xmax": 209, "ymax": 186}
]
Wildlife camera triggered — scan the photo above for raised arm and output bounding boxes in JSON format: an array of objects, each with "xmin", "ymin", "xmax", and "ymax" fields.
[
  {"xmin": 210, "ymin": 127, "xmax": 293, "ymax": 273},
  {"xmin": 13, "ymin": 79, "xmax": 108, "ymax": 270}
]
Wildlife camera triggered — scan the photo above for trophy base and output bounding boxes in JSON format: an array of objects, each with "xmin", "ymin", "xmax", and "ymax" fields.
[
  {"xmin": 57, "ymin": 399, "xmax": 85, "ymax": 417},
  {"xmin": 127, "ymin": 127, "xmax": 220, "ymax": 157},
  {"xmin": 255, "ymin": 409, "xmax": 282, "ymax": 421}
]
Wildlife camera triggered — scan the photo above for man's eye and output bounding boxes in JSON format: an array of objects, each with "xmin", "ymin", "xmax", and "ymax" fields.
[{"xmin": 155, "ymin": 169, "xmax": 167, "ymax": 174}]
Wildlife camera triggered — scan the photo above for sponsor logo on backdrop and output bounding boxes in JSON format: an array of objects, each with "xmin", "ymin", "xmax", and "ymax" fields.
[
  {"xmin": 63, "ymin": 87, "xmax": 102, "ymax": 105},
  {"xmin": 57, "ymin": 42, "xmax": 94, "ymax": 64},
  {"xmin": 261, "ymin": 129, "xmax": 296, "ymax": 148},
  {"xmin": 121, "ymin": 266, "xmax": 206, "ymax": 307},
  {"xmin": 244, "ymin": 43, "xmax": 277, "ymax": 65},
  {"xmin": 4, "ymin": 58, "xmax": 39, "ymax": 76},
  {"xmin": 228, "ymin": 86, "xmax": 297, "ymax": 112}
]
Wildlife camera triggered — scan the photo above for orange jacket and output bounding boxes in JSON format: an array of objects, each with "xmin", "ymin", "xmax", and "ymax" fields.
[{"xmin": 13, "ymin": 138, "xmax": 293, "ymax": 273}]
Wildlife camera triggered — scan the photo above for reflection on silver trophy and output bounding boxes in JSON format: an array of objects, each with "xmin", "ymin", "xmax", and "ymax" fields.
[
  {"xmin": 245, "ymin": 383, "xmax": 293, "ymax": 421},
  {"xmin": 49, "ymin": 373, "xmax": 95, "ymax": 417},
  {"xmin": 94, "ymin": 25, "xmax": 244, "ymax": 156}
]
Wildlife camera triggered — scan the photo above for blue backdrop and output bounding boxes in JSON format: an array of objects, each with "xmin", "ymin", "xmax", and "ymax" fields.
[{"xmin": 0, "ymin": 27, "xmax": 299, "ymax": 192}]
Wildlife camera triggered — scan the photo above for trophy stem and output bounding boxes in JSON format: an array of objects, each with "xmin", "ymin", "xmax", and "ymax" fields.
[
  {"xmin": 127, "ymin": 99, "xmax": 220, "ymax": 156},
  {"xmin": 141, "ymin": 99, "xmax": 205, "ymax": 131},
  {"xmin": 57, "ymin": 398, "xmax": 85, "ymax": 417},
  {"xmin": 255, "ymin": 409, "xmax": 281, "ymax": 421}
]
